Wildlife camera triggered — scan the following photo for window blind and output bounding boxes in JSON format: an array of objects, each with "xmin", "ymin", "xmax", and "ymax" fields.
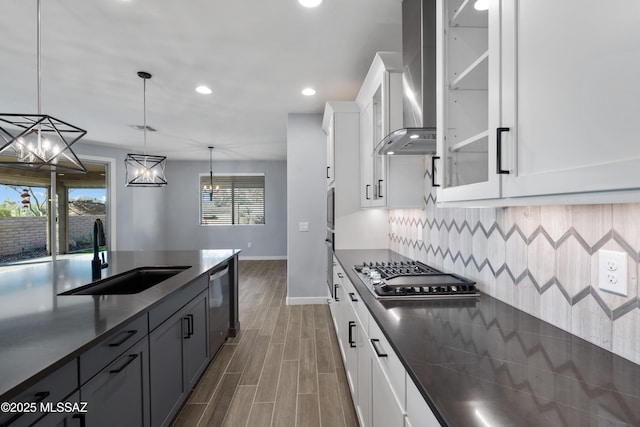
[{"xmin": 200, "ymin": 174, "xmax": 265, "ymax": 225}]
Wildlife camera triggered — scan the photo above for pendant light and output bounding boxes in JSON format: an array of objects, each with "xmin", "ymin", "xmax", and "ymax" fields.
[
  {"xmin": 124, "ymin": 72, "xmax": 167, "ymax": 187},
  {"xmin": 204, "ymin": 146, "xmax": 219, "ymax": 201},
  {"xmin": 0, "ymin": 0, "xmax": 87, "ymax": 173}
]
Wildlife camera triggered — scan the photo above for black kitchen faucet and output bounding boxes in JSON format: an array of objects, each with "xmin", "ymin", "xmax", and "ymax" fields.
[{"xmin": 91, "ymin": 218, "xmax": 108, "ymax": 280}]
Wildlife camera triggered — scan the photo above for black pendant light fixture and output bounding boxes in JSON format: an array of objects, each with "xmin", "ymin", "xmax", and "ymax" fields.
[
  {"xmin": 0, "ymin": 0, "xmax": 87, "ymax": 173},
  {"xmin": 124, "ymin": 71, "xmax": 168, "ymax": 187},
  {"xmin": 204, "ymin": 146, "xmax": 219, "ymax": 201}
]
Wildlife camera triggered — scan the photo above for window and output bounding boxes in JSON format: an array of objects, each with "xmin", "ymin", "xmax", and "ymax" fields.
[{"xmin": 200, "ymin": 174, "xmax": 265, "ymax": 225}]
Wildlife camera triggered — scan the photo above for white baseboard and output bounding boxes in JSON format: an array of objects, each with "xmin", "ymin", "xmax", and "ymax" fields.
[
  {"xmin": 286, "ymin": 296, "xmax": 329, "ymax": 305},
  {"xmin": 238, "ymin": 255, "xmax": 287, "ymax": 260}
]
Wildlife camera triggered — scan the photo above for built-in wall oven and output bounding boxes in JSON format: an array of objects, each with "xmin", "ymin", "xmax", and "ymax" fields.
[{"xmin": 325, "ymin": 188, "xmax": 335, "ymax": 294}]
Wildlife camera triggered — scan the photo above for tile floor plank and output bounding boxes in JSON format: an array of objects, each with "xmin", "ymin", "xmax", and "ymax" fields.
[
  {"xmin": 171, "ymin": 260, "xmax": 358, "ymax": 427},
  {"xmin": 247, "ymin": 402, "xmax": 275, "ymax": 427},
  {"xmin": 271, "ymin": 360, "xmax": 299, "ymax": 427},
  {"xmin": 222, "ymin": 385, "xmax": 257, "ymax": 427}
]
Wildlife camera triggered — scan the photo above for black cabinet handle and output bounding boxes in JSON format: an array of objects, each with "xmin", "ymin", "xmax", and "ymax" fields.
[
  {"xmin": 371, "ymin": 339, "xmax": 388, "ymax": 358},
  {"xmin": 377, "ymin": 180, "xmax": 384, "ymax": 198},
  {"xmin": 187, "ymin": 314, "xmax": 194, "ymax": 337},
  {"xmin": 108, "ymin": 330, "xmax": 137, "ymax": 347},
  {"xmin": 337, "ymin": 272, "xmax": 343, "ymax": 279},
  {"xmin": 334, "ymin": 283, "xmax": 340, "ymax": 301},
  {"xmin": 1, "ymin": 392, "xmax": 50, "ymax": 426},
  {"xmin": 365, "ymin": 185, "xmax": 371, "ymax": 200},
  {"xmin": 109, "ymin": 354, "xmax": 138, "ymax": 374},
  {"xmin": 183, "ymin": 315, "xmax": 194, "ymax": 339},
  {"xmin": 73, "ymin": 413, "xmax": 87, "ymax": 427},
  {"xmin": 327, "ymin": 166, "xmax": 330, "ymax": 179},
  {"xmin": 348, "ymin": 321, "xmax": 356, "ymax": 348},
  {"xmin": 431, "ymin": 156, "xmax": 440, "ymax": 187},
  {"xmin": 349, "ymin": 292, "xmax": 358, "ymax": 302},
  {"xmin": 496, "ymin": 127, "xmax": 510, "ymax": 175}
]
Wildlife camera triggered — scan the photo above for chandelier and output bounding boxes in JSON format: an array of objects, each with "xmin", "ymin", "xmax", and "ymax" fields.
[
  {"xmin": 124, "ymin": 72, "xmax": 168, "ymax": 187},
  {"xmin": 0, "ymin": 0, "xmax": 87, "ymax": 173}
]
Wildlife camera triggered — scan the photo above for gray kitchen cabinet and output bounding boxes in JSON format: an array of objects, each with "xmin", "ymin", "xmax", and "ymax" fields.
[
  {"xmin": 149, "ymin": 289, "xmax": 209, "ymax": 427},
  {"xmin": 80, "ymin": 337, "xmax": 150, "ymax": 427},
  {"xmin": 0, "ymin": 360, "xmax": 78, "ymax": 427},
  {"xmin": 32, "ymin": 391, "xmax": 83, "ymax": 427}
]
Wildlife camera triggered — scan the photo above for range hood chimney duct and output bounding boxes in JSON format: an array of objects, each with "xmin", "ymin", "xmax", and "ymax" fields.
[{"xmin": 377, "ymin": 0, "xmax": 437, "ymax": 155}]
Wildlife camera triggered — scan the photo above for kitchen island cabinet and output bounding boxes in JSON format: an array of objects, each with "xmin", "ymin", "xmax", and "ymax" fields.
[
  {"xmin": 149, "ymin": 288, "xmax": 209, "ymax": 427},
  {"xmin": 332, "ymin": 249, "xmax": 640, "ymax": 427},
  {"xmin": 0, "ymin": 250, "xmax": 240, "ymax": 427}
]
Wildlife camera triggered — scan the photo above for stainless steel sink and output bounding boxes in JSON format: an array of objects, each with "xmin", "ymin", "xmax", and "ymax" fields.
[{"xmin": 60, "ymin": 266, "xmax": 191, "ymax": 295}]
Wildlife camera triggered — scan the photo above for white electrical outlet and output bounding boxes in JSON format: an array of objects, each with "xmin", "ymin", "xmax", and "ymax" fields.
[
  {"xmin": 598, "ymin": 250, "xmax": 627, "ymax": 296},
  {"xmin": 299, "ymin": 222, "xmax": 309, "ymax": 232}
]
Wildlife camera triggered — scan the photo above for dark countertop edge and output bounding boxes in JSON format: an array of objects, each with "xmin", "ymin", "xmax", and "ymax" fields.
[
  {"xmin": 1, "ymin": 250, "xmax": 240, "ymax": 400},
  {"xmin": 334, "ymin": 249, "xmax": 451, "ymax": 426}
]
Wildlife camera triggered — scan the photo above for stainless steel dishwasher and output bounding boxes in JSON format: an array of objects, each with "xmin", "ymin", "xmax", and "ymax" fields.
[{"xmin": 208, "ymin": 263, "xmax": 230, "ymax": 357}]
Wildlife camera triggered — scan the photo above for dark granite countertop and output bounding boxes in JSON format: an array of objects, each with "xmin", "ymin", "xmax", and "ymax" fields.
[
  {"xmin": 0, "ymin": 250, "xmax": 240, "ymax": 399},
  {"xmin": 335, "ymin": 249, "xmax": 640, "ymax": 427}
]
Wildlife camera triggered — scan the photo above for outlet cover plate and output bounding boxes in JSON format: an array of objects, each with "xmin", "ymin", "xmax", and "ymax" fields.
[{"xmin": 598, "ymin": 249, "xmax": 628, "ymax": 296}]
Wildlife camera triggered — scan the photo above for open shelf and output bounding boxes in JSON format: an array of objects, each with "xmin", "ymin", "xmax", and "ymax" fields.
[
  {"xmin": 449, "ymin": 130, "xmax": 489, "ymax": 152},
  {"xmin": 450, "ymin": 0, "xmax": 488, "ymax": 28},
  {"xmin": 450, "ymin": 51, "xmax": 488, "ymax": 90}
]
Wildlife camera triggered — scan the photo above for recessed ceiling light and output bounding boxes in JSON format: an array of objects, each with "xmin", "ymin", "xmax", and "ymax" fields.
[
  {"xmin": 301, "ymin": 87, "xmax": 316, "ymax": 96},
  {"xmin": 409, "ymin": 134, "xmax": 420, "ymax": 139},
  {"xmin": 299, "ymin": 0, "xmax": 322, "ymax": 7},
  {"xmin": 196, "ymin": 86, "xmax": 212, "ymax": 95},
  {"xmin": 473, "ymin": 0, "xmax": 489, "ymax": 10}
]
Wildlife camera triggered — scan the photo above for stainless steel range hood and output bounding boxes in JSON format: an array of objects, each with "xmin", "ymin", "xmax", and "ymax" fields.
[{"xmin": 377, "ymin": 0, "xmax": 436, "ymax": 155}]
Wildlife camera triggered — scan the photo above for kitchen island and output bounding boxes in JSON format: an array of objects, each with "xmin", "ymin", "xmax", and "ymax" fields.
[
  {"xmin": 334, "ymin": 249, "xmax": 640, "ymax": 427},
  {"xmin": 0, "ymin": 249, "xmax": 240, "ymax": 426}
]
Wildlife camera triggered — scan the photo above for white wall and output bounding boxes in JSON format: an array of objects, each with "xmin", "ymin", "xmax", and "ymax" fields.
[
  {"xmin": 287, "ymin": 113, "xmax": 327, "ymax": 302},
  {"xmin": 74, "ymin": 142, "xmax": 166, "ymax": 251},
  {"xmin": 163, "ymin": 160, "xmax": 287, "ymax": 258}
]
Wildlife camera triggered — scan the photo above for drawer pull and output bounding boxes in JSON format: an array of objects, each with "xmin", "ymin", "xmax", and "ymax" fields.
[
  {"xmin": 109, "ymin": 354, "xmax": 138, "ymax": 374},
  {"xmin": 108, "ymin": 330, "xmax": 137, "ymax": 347},
  {"xmin": 2, "ymin": 392, "xmax": 50, "ymax": 426},
  {"xmin": 73, "ymin": 413, "xmax": 86, "ymax": 427},
  {"xmin": 371, "ymin": 339, "xmax": 388, "ymax": 358},
  {"xmin": 337, "ymin": 272, "xmax": 344, "ymax": 279},
  {"xmin": 348, "ymin": 292, "xmax": 358, "ymax": 302},
  {"xmin": 348, "ymin": 321, "xmax": 356, "ymax": 348}
]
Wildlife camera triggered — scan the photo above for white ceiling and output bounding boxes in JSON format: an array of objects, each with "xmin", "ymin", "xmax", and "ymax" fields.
[{"xmin": 0, "ymin": 0, "xmax": 402, "ymax": 161}]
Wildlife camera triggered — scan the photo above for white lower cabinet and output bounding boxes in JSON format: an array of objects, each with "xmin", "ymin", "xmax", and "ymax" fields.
[
  {"xmin": 330, "ymin": 262, "xmax": 443, "ymax": 427},
  {"xmin": 406, "ymin": 374, "xmax": 441, "ymax": 427},
  {"xmin": 372, "ymin": 356, "xmax": 405, "ymax": 427}
]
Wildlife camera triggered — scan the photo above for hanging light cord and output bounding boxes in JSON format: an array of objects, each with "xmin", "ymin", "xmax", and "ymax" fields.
[
  {"xmin": 143, "ymin": 76, "xmax": 147, "ymax": 155},
  {"xmin": 37, "ymin": 0, "xmax": 41, "ymax": 116}
]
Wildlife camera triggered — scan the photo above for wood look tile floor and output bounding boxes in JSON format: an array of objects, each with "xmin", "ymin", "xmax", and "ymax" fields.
[{"xmin": 172, "ymin": 260, "xmax": 359, "ymax": 427}]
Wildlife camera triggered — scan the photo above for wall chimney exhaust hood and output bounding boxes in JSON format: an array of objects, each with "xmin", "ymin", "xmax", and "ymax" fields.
[{"xmin": 377, "ymin": 0, "xmax": 436, "ymax": 155}]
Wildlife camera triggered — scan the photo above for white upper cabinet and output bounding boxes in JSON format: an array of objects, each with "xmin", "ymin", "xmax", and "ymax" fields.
[
  {"xmin": 436, "ymin": 0, "xmax": 501, "ymax": 202},
  {"xmin": 357, "ymin": 52, "xmax": 425, "ymax": 209},
  {"xmin": 437, "ymin": 0, "xmax": 640, "ymax": 205},
  {"xmin": 501, "ymin": 0, "xmax": 640, "ymax": 199}
]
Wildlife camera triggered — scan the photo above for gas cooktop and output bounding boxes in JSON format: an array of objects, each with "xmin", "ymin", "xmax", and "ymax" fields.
[{"xmin": 353, "ymin": 260, "xmax": 479, "ymax": 300}]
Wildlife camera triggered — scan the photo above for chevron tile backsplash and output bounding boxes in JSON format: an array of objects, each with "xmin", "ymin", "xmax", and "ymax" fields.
[{"xmin": 389, "ymin": 157, "xmax": 640, "ymax": 365}]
